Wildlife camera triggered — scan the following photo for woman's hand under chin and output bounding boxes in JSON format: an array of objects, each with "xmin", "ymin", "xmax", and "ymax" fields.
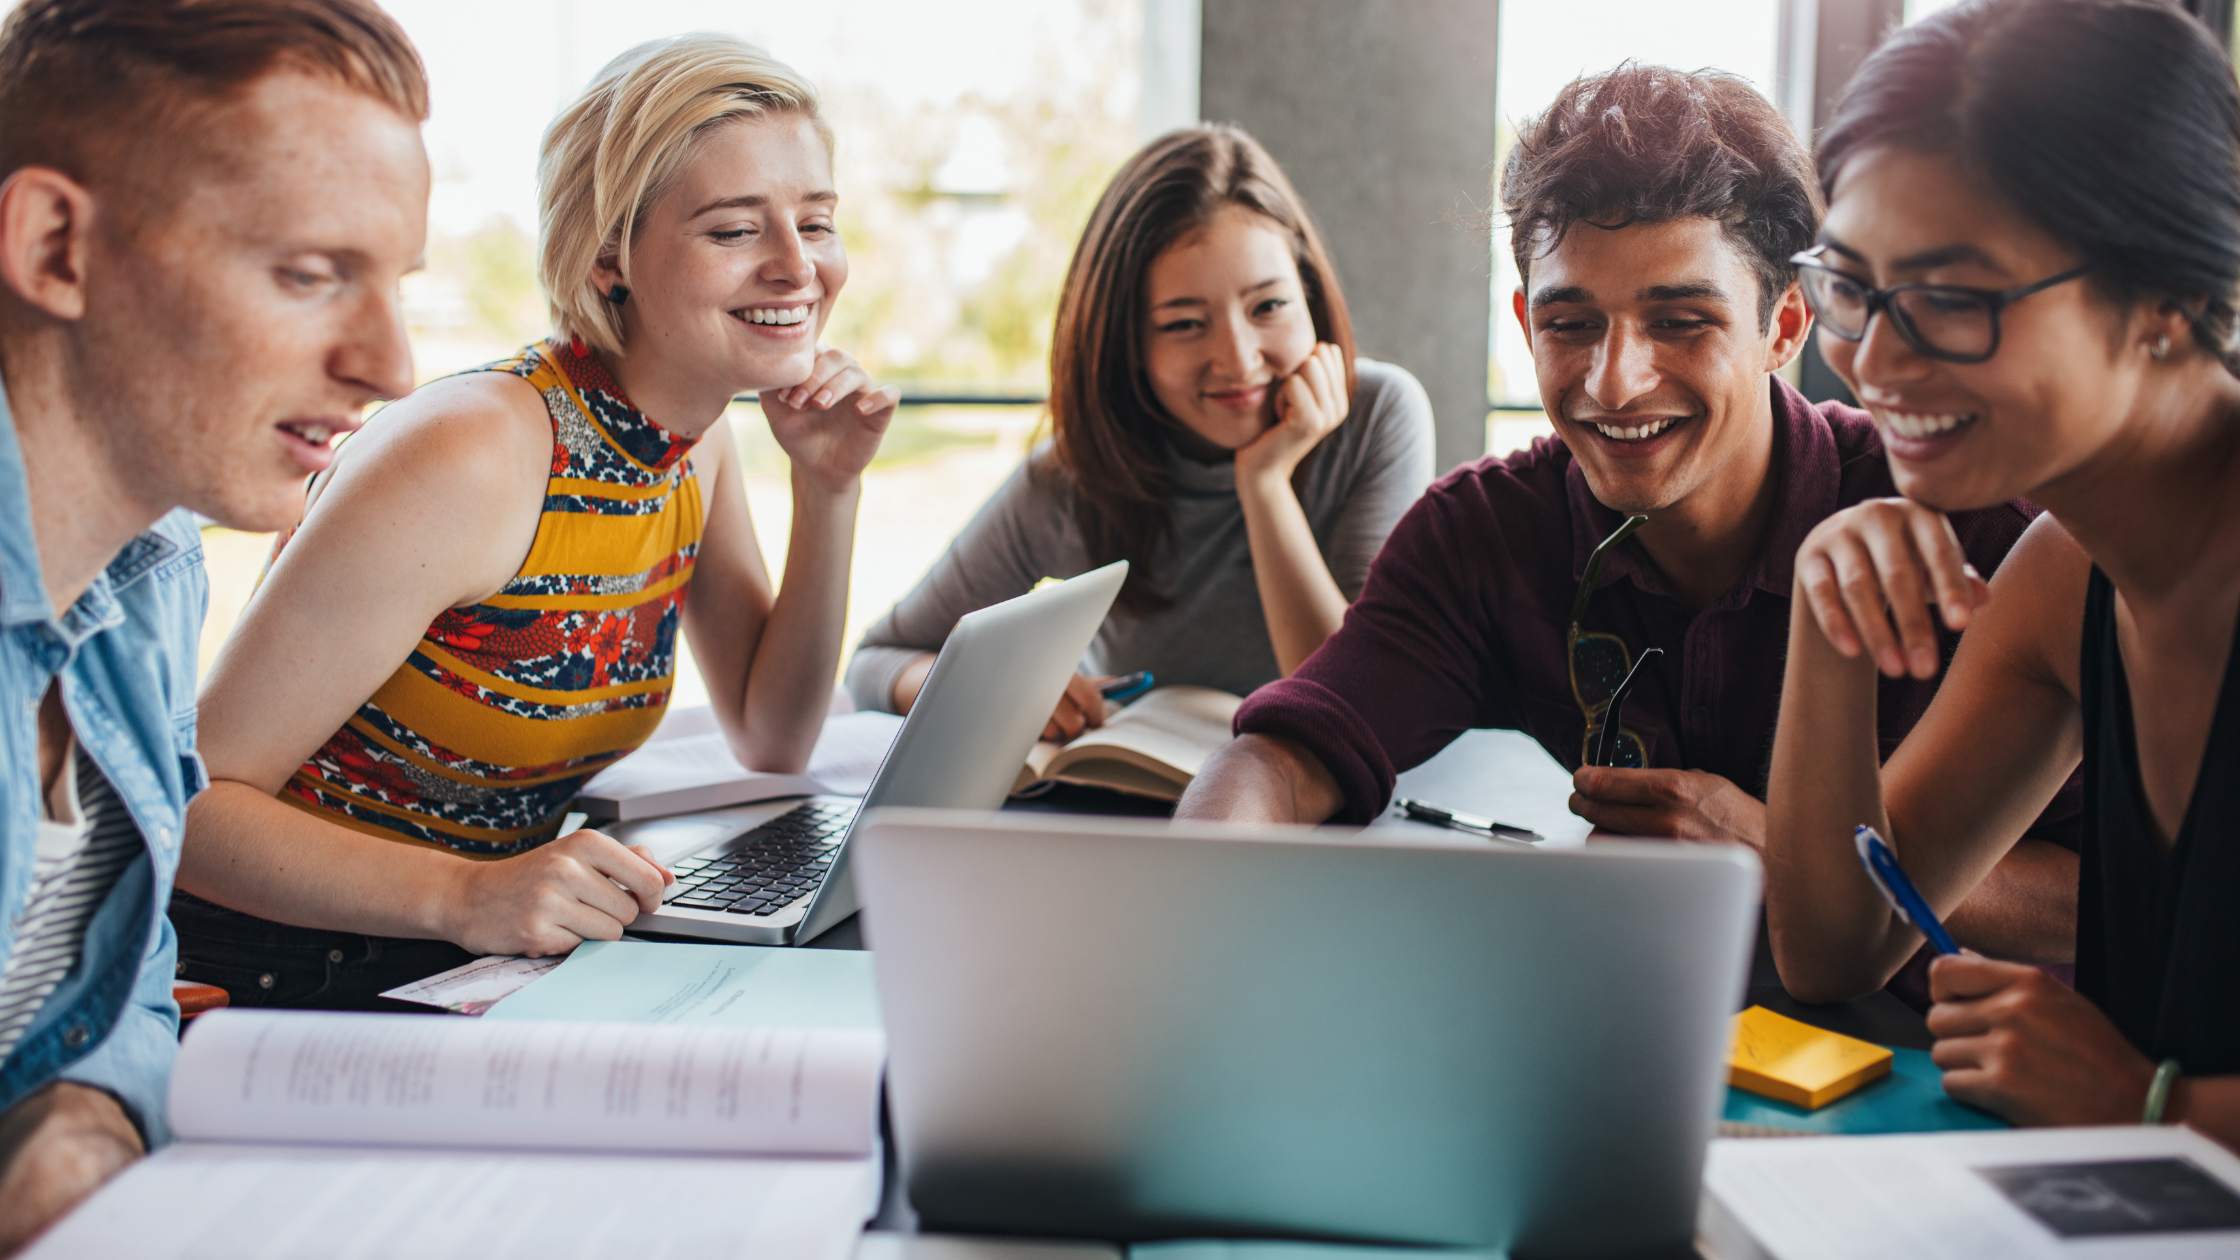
[
  {"xmin": 1234, "ymin": 341, "xmax": 1348, "ymax": 486},
  {"xmin": 760, "ymin": 345, "xmax": 900, "ymax": 496},
  {"xmin": 1794, "ymin": 496, "xmax": 1994, "ymax": 680}
]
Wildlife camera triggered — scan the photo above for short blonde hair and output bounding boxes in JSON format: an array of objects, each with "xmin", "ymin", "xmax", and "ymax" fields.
[{"xmin": 538, "ymin": 32, "xmax": 830, "ymax": 354}]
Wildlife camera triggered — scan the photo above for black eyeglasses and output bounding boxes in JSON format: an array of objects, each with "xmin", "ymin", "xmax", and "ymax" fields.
[
  {"xmin": 1790, "ymin": 245, "xmax": 2092, "ymax": 364},
  {"xmin": 1568, "ymin": 515, "xmax": 1662, "ymax": 768}
]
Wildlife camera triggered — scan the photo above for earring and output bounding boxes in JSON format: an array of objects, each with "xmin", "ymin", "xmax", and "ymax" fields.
[
  {"xmin": 606, "ymin": 284, "xmax": 630, "ymax": 304},
  {"xmin": 2152, "ymin": 333, "xmax": 2172, "ymax": 360},
  {"xmin": 568, "ymin": 333, "xmax": 588, "ymax": 357}
]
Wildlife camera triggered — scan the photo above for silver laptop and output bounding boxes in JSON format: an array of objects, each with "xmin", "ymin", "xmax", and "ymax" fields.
[
  {"xmin": 624, "ymin": 562, "xmax": 1126, "ymax": 946},
  {"xmin": 854, "ymin": 809, "xmax": 1760, "ymax": 1255}
]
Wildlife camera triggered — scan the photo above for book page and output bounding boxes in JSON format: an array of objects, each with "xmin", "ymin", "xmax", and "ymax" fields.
[
  {"xmin": 1046, "ymin": 686, "xmax": 1240, "ymax": 781},
  {"xmin": 1705, "ymin": 1125, "xmax": 2240, "ymax": 1259},
  {"xmin": 26, "ymin": 1143, "xmax": 876, "ymax": 1260},
  {"xmin": 169, "ymin": 1010, "xmax": 883, "ymax": 1157}
]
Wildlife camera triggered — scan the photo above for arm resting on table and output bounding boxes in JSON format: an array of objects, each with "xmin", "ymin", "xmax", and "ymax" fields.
[{"xmin": 1175, "ymin": 734, "xmax": 1343, "ymax": 825}]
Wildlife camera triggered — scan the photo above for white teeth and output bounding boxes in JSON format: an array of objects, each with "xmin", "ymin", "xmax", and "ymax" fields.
[
  {"xmin": 1878, "ymin": 409, "xmax": 1975, "ymax": 440},
  {"xmin": 291, "ymin": 424, "xmax": 333, "ymax": 445},
  {"xmin": 744, "ymin": 305, "xmax": 810, "ymax": 326},
  {"xmin": 1591, "ymin": 416, "xmax": 1680, "ymax": 442}
]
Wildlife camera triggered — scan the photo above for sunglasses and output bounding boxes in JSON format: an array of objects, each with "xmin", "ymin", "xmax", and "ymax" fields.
[
  {"xmin": 1790, "ymin": 245, "xmax": 2093, "ymax": 364},
  {"xmin": 1567, "ymin": 515, "xmax": 1663, "ymax": 768}
]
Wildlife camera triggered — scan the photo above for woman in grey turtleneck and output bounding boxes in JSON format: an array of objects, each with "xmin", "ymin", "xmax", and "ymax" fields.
[{"xmin": 845, "ymin": 124, "xmax": 1434, "ymax": 739}]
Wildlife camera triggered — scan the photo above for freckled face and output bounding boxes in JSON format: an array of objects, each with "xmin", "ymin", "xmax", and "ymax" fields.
[
  {"xmin": 1817, "ymin": 144, "xmax": 2139, "ymax": 510},
  {"xmin": 1141, "ymin": 205, "xmax": 1317, "ymax": 454},
  {"xmin": 610, "ymin": 114, "xmax": 846, "ymax": 400},
  {"xmin": 1517, "ymin": 216, "xmax": 1789, "ymax": 516},
  {"xmin": 79, "ymin": 72, "xmax": 428, "ymax": 533}
]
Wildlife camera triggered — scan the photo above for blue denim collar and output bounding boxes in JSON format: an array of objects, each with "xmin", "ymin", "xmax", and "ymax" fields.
[{"xmin": 0, "ymin": 388, "xmax": 52, "ymax": 630}]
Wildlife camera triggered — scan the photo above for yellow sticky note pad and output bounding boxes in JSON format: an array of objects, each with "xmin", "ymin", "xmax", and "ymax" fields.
[{"xmin": 1728, "ymin": 1005, "xmax": 1893, "ymax": 1110}]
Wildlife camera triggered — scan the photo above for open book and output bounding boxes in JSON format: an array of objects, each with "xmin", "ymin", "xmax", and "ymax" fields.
[
  {"xmin": 576, "ymin": 705, "xmax": 904, "ymax": 821},
  {"xmin": 28, "ymin": 1009, "xmax": 885, "ymax": 1260},
  {"xmin": 1012, "ymin": 685, "xmax": 1242, "ymax": 801}
]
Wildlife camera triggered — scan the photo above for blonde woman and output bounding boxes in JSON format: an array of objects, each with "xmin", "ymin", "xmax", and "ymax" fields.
[{"xmin": 175, "ymin": 34, "xmax": 896, "ymax": 1007}]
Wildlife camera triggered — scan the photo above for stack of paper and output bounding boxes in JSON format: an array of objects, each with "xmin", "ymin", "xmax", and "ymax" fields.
[{"xmin": 577, "ymin": 706, "xmax": 903, "ymax": 820}]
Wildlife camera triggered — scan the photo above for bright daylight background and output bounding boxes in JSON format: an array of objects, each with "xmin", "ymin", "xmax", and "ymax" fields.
[{"xmin": 192, "ymin": 0, "xmax": 1964, "ymax": 703}]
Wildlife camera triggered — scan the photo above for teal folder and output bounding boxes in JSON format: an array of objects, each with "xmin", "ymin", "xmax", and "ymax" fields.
[
  {"xmin": 1128, "ymin": 1237, "xmax": 1496, "ymax": 1246},
  {"xmin": 1721, "ymin": 1045, "xmax": 2007, "ymax": 1135},
  {"xmin": 484, "ymin": 939, "xmax": 881, "ymax": 1027}
]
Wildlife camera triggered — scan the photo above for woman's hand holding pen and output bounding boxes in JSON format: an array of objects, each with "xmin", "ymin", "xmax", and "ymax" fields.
[
  {"xmin": 1234, "ymin": 342, "xmax": 1347, "ymax": 486},
  {"xmin": 1926, "ymin": 953, "xmax": 2161, "ymax": 1126},
  {"xmin": 760, "ymin": 344, "xmax": 900, "ymax": 496},
  {"xmin": 1042, "ymin": 673, "xmax": 1112, "ymax": 742},
  {"xmin": 1794, "ymin": 497, "xmax": 1992, "ymax": 680}
]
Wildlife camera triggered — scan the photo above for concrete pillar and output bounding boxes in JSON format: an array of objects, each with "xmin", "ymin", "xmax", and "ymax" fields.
[
  {"xmin": 1139, "ymin": 0, "xmax": 1202, "ymax": 143},
  {"xmin": 1198, "ymin": 0, "xmax": 1502, "ymax": 473}
]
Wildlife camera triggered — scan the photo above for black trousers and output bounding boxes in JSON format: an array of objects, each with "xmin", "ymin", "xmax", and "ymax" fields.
[{"xmin": 170, "ymin": 891, "xmax": 476, "ymax": 1013}]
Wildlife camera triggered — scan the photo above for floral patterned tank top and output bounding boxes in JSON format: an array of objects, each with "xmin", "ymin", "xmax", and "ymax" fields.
[{"xmin": 282, "ymin": 339, "xmax": 703, "ymax": 855}]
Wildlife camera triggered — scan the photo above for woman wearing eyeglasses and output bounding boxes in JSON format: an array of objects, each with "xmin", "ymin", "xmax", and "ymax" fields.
[{"xmin": 1766, "ymin": 0, "xmax": 2240, "ymax": 1147}]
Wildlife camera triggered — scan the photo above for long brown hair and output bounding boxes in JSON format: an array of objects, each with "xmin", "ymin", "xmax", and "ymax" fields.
[{"xmin": 1046, "ymin": 124, "xmax": 1355, "ymax": 615}]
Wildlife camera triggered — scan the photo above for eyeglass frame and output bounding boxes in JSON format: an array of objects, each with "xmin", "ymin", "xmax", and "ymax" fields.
[
  {"xmin": 1788, "ymin": 245, "xmax": 2094, "ymax": 365},
  {"xmin": 1568, "ymin": 513, "xmax": 1652, "ymax": 768}
]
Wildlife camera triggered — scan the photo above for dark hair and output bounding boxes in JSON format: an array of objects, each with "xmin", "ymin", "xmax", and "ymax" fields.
[
  {"xmin": 1502, "ymin": 63, "xmax": 1821, "ymax": 330},
  {"xmin": 1047, "ymin": 124, "xmax": 1354, "ymax": 615},
  {"xmin": 0, "ymin": 0, "xmax": 427, "ymax": 211},
  {"xmin": 1818, "ymin": 0, "xmax": 2240, "ymax": 372}
]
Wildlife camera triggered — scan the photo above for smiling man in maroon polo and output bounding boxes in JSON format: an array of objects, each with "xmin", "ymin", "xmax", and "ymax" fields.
[{"xmin": 1176, "ymin": 64, "xmax": 2080, "ymax": 965}]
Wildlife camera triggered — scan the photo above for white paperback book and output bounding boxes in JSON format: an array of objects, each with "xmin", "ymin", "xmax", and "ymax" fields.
[
  {"xmin": 576, "ymin": 705, "xmax": 904, "ymax": 821},
  {"xmin": 1701, "ymin": 1124, "xmax": 2240, "ymax": 1260},
  {"xmin": 28, "ymin": 1009, "xmax": 886, "ymax": 1260}
]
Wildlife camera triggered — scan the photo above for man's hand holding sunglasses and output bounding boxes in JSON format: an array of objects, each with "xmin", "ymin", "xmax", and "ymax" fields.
[{"xmin": 1568, "ymin": 765, "xmax": 1767, "ymax": 850}]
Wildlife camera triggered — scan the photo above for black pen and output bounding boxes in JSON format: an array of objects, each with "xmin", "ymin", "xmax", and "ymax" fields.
[{"xmin": 1395, "ymin": 798, "xmax": 1543, "ymax": 843}]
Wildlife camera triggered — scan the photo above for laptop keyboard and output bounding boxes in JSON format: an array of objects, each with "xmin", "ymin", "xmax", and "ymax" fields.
[{"xmin": 660, "ymin": 799, "xmax": 857, "ymax": 917}]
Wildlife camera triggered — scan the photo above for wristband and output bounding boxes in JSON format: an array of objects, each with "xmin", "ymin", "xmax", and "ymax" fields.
[{"xmin": 2143, "ymin": 1058, "xmax": 2183, "ymax": 1125}]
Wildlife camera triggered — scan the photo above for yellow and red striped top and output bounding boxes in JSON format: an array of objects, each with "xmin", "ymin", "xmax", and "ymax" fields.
[{"xmin": 283, "ymin": 339, "xmax": 704, "ymax": 855}]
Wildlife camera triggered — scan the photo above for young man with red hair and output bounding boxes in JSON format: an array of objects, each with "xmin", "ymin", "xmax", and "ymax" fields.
[{"xmin": 0, "ymin": 0, "xmax": 427, "ymax": 1244}]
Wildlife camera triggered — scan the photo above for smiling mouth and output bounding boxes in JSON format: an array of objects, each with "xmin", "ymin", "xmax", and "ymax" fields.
[
  {"xmin": 278, "ymin": 420, "xmax": 341, "ymax": 447},
  {"xmin": 1875, "ymin": 408, "xmax": 1978, "ymax": 440},
  {"xmin": 737, "ymin": 304, "xmax": 812, "ymax": 326},
  {"xmin": 1583, "ymin": 415, "xmax": 1686, "ymax": 443}
]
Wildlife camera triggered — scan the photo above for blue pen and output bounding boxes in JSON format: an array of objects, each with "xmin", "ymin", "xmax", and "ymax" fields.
[
  {"xmin": 1099, "ymin": 671, "xmax": 1154, "ymax": 702},
  {"xmin": 1854, "ymin": 825, "xmax": 1959, "ymax": 956}
]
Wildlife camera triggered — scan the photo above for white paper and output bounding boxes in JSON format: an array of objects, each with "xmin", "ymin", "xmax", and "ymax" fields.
[
  {"xmin": 1704, "ymin": 1125, "xmax": 2240, "ymax": 1259},
  {"xmin": 378, "ymin": 955, "xmax": 564, "ymax": 1015},
  {"xmin": 169, "ymin": 1010, "xmax": 885, "ymax": 1157},
  {"xmin": 25, "ymin": 1143, "xmax": 875, "ymax": 1260},
  {"xmin": 577, "ymin": 710, "xmax": 902, "ymax": 820},
  {"xmin": 806, "ymin": 710, "xmax": 906, "ymax": 794}
]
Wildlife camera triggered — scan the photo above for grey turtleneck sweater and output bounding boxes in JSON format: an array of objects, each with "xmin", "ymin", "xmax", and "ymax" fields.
[{"xmin": 844, "ymin": 358, "xmax": 1436, "ymax": 712}]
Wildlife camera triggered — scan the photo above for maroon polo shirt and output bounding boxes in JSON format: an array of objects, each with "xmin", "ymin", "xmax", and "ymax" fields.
[{"xmin": 1239, "ymin": 375, "xmax": 2084, "ymax": 839}]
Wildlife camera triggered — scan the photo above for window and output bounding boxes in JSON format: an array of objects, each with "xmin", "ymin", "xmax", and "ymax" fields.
[
  {"xmin": 1486, "ymin": 0, "xmax": 1785, "ymax": 455},
  {"xmin": 199, "ymin": 0, "xmax": 1144, "ymax": 710}
]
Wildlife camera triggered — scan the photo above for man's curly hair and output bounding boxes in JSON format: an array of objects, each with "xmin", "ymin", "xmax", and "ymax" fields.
[{"xmin": 1501, "ymin": 64, "xmax": 1821, "ymax": 330}]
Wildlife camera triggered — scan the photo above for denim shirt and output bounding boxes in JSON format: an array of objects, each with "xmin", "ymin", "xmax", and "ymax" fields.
[{"xmin": 0, "ymin": 390, "xmax": 202, "ymax": 1146}]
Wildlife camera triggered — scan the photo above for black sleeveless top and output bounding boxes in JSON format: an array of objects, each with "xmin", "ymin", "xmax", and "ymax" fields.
[{"xmin": 2076, "ymin": 567, "xmax": 2240, "ymax": 1073}]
